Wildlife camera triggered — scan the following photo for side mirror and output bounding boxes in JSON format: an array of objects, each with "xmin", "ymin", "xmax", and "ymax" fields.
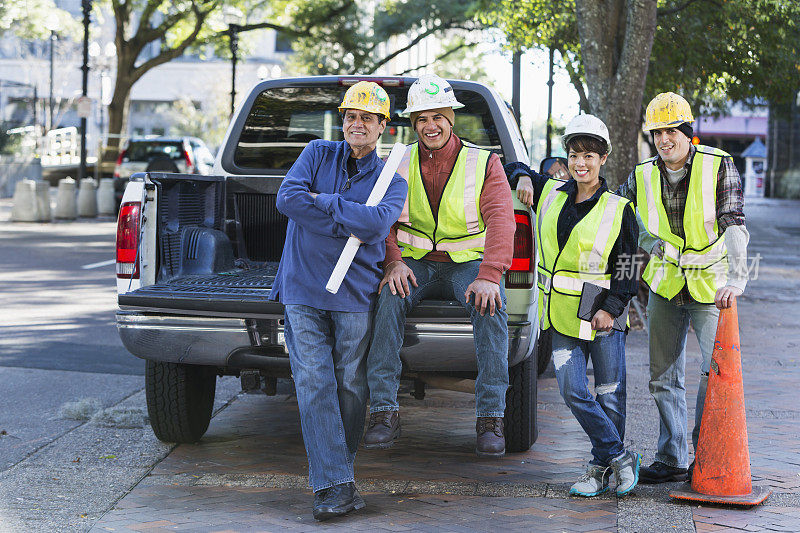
[{"xmin": 539, "ymin": 157, "xmax": 569, "ymax": 180}]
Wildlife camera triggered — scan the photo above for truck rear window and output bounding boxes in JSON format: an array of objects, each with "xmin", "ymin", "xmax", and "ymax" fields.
[{"xmin": 234, "ymin": 86, "xmax": 503, "ymax": 171}]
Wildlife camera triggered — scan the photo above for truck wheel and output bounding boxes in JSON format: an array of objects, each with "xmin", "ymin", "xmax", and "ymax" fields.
[
  {"xmin": 145, "ymin": 360, "xmax": 216, "ymax": 443},
  {"xmin": 504, "ymin": 357, "xmax": 538, "ymax": 452},
  {"xmin": 537, "ymin": 328, "xmax": 552, "ymax": 376}
]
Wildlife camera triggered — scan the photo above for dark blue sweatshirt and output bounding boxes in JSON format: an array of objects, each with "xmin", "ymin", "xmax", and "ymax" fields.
[{"xmin": 270, "ymin": 140, "xmax": 408, "ymax": 312}]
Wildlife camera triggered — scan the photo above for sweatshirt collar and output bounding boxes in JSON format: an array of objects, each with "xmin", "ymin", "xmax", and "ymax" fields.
[{"xmin": 341, "ymin": 141, "xmax": 381, "ymax": 173}]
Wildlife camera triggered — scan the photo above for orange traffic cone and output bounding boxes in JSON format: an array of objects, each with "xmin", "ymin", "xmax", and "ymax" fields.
[{"xmin": 670, "ymin": 298, "xmax": 771, "ymax": 506}]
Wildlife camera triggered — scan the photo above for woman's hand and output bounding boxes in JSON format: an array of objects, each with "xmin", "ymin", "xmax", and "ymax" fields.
[
  {"xmin": 590, "ymin": 309, "xmax": 614, "ymax": 332},
  {"xmin": 516, "ymin": 175, "xmax": 534, "ymax": 207}
]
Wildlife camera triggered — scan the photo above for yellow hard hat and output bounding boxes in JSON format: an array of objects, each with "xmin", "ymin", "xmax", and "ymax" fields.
[
  {"xmin": 644, "ymin": 92, "xmax": 694, "ymax": 131},
  {"xmin": 338, "ymin": 81, "xmax": 391, "ymax": 119}
]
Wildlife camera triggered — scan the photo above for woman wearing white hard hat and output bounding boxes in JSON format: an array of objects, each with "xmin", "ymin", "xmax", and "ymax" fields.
[{"xmin": 505, "ymin": 114, "xmax": 641, "ymax": 497}]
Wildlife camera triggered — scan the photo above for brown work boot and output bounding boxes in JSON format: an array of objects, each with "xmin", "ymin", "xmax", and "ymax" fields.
[
  {"xmin": 363, "ymin": 410, "xmax": 400, "ymax": 449},
  {"xmin": 476, "ymin": 417, "xmax": 505, "ymax": 458}
]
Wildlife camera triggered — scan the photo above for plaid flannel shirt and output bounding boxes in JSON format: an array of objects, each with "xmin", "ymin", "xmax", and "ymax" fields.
[{"xmin": 617, "ymin": 144, "xmax": 745, "ymax": 305}]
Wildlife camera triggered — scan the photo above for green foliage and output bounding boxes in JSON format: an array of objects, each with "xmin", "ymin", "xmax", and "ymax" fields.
[
  {"xmin": 0, "ymin": 0, "xmax": 80, "ymax": 40},
  {"xmin": 487, "ymin": 0, "xmax": 800, "ymax": 113},
  {"xmin": 286, "ymin": 0, "xmax": 485, "ymax": 76},
  {"xmin": 648, "ymin": 0, "xmax": 800, "ymax": 112}
]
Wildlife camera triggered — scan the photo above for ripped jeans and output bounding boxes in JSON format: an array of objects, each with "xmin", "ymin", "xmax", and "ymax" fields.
[{"xmin": 551, "ymin": 329, "xmax": 627, "ymax": 466}]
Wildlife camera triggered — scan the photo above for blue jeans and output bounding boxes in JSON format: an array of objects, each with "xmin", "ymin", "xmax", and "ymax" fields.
[
  {"xmin": 367, "ymin": 258, "xmax": 509, "ymax": 417},
  {"xmin": 551, "ymin": 329, "xmax": 627, "ymax": 466},
  {"xmin": 646, "ymin": 290, "xmax": 719, "ymax": 469},
  {"xmin": 283, "ymin": 304, "xmax": 371, "ymax": 492}
]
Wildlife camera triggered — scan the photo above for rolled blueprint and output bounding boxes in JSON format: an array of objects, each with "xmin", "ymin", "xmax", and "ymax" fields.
[{"xmin": 325, "ymin": 142, "xmax": 407, "ymax": 294}]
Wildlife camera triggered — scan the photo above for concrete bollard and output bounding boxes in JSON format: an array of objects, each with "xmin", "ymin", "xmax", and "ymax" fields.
[
  {"xmin": 55, "ymin": 178, "xmax": 78, "ymax": 220},
  {"xmin": 34, "ymin": 181, "xmax": 51, "ymax": 221},
  {"xmin": 11, "ymin": 179, "xmax": 41, "ymax": 222},
  {"xmin": 77, "ymin": 178, "xmax": 98, "ymax": 218},
  {"xmin": 97, "ymin": 178, "xmax": 117, "ymax": 216}
]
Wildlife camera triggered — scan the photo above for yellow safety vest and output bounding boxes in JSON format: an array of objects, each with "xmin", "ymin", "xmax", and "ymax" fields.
[
  {"xmin": 535, "ymin": 178, "xmax": 630, "ymax": 341},
  {"xmin": 395, "ymin": 142, "xmax": 490, "ymax": 263},
  {"xmin": 635, "ymin": 145, "xmax": 729, "ymax": 303}
]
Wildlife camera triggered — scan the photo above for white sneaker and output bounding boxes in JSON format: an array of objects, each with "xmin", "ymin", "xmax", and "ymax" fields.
[
  {"xmin": 569, "ymin": 464, "xmax": 611, "ymax": 497},
  {"xmin": 611, "ymin": 450, "xmax": 642, "ymax": 496}
]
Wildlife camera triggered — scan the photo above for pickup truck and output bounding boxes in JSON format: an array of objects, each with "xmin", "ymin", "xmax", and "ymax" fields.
[{"xmin": 115, "ymin": 75, "xmax": 541, "ymax": 453}]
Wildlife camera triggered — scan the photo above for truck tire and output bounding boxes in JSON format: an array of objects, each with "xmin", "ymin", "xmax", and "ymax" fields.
[
  {"xmin": 145, "ymin": 360, "xmax": 216, "ymax": 443},
  {"xmin": 537, "ymin": 328, "xmax": 552, "ymax": 376},
  {"xmin": 504, "ymin": 357, "xmax": 538, "ymax": 452}
]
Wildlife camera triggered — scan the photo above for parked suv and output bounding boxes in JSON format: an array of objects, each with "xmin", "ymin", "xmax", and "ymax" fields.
[{"xmin": 113, "ymin": 136, "xmax": 215, "ymax": 202}]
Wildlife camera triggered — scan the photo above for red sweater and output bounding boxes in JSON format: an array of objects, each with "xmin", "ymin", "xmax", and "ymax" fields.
[{"xmin": 385, "ymin": 133, "xmax": 515, "ymax": 284}]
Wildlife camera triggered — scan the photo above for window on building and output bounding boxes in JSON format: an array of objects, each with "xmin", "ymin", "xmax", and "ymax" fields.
[{"xmin": 275, "ymin": 31, "xmax": 293, "ymax": 53}]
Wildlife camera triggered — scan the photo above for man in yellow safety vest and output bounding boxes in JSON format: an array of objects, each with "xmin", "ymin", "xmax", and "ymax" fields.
[
  {"xmin": 362, "ymin": 74, "xmax": 516, "ymax": 457},
  {"xmin": 618, "ymin": 92, "xmax": 750, "ymax": 483}
]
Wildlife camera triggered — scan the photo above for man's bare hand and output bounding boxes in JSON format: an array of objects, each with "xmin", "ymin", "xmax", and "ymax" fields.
[
  {"xmin": 591, "ymin": 309, "xmax": 614, "ymax": 332},
  {"xmin": 651, "ymin": 240, "xmax": 665, "ymax": 259},
  {"xmin": 465, "ymin": 279, "xmax": 503, "ymax": 316},
  {"xmin": 379, "ymin": 260, "xmax": 417, "ymax": 297},
  {"xmin": 715, "ymin": 285, "xmax": 742, "ymax": 309},
  {"xmin": 516, "ymin": 175, "xmax": 534, "ymax": 207}
]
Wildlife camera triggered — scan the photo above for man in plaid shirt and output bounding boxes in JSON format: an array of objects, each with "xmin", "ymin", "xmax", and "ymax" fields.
[{"xmin": 617, "ymin": 92, "xmax": 750, "ymax": 484}]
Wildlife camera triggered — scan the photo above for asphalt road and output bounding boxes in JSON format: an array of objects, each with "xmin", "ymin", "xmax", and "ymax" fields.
[{"xmin": 0, "ymin": 210, "xmax": 142, "ymax": 375}]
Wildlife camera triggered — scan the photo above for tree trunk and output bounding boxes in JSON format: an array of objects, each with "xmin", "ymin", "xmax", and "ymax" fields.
[
  {"xmin": 575, "ymin": 0, "xmax": 658, "ymax": 189},
  {"xmin": 104, "ymin": 71, "xmax": 133, "ymax": 171}
]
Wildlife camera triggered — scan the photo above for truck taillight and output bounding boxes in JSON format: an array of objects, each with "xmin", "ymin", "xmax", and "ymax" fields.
[
  {"xmin": 506, "ymin": 211, "xmax": 534, "ymax": 289},
  {"xmin": 116, "ymin": 202, "xmax": 140, "ymax": 279},
  {"xmin": 183, "ymin": 149, "xmax": 193, "ymax": 170}
]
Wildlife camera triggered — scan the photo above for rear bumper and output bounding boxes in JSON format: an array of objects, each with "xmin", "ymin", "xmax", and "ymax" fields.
[{"xmin": 116, "ymin": 311, "xmax": 534, "ymax": 373}]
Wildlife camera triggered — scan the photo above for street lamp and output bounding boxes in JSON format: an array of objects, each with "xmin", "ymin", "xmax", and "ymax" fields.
[
  {"xmin": 79, "ymin": 0, "xmax": 92, "ymax": 181},
  {"xmin": 89, "ymin": 40, "xmax": 116, "ymax": 180},
  {"xmin": 45, "ymin": 13, "xmax": 60, "ymax": 132},
  {"xmin": 223, "ymin": 7, "xmax": 244, "ymax": 118}
]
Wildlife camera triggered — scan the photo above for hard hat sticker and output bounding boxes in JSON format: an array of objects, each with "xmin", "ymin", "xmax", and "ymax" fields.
[{"xmin": 426, "ymin": 82, "xmax": 440, "ymax": 95}]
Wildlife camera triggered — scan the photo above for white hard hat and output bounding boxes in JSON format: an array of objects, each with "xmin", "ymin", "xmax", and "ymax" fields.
[
  {"xmin": 561, "ymin": 114, "xmax": 612, "ymax": 155},
  {"xmin": 400, "ymin": 74, "xmax": 464, "ymax": 117}
]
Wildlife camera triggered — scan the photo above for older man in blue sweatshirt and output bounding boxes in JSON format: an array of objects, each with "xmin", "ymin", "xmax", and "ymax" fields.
[{"xmin": 270, "ymin": 81, "xmax": 407, "ymax": 521}]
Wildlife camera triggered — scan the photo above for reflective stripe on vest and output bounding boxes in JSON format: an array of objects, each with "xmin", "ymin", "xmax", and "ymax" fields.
[
  {"xmin": 635, "ymin": 146, "xmax": 729, "ymax": 303},
  {"xmin": 396, "ymin": 147, "xmax": 413, "ymax": 224},
  {"xmin": 535, "ymin": 179, "xmax": 629, "ymax": 341},
  {"xmin": 395, "ymin": 142, "xmax": 489, "ymax": 262}
]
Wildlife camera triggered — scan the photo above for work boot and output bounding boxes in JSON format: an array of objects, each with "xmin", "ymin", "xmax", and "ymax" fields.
[
  {"xmin": 639, "ymin": 461, "xmax": 688, "ymax": 484},
  {"xmin": 610, "ymin": 450, "xmax": 642, "ymax": 497},
  {"xmin": 363, "ymin": 410, "xmax": 400, "ymax": 449},
  {"xmin": 476, "ymin": 417, "xmax": 505, "ymax": 457},
  {"xmin": 569, "ymin": 464, "xmax": 612, "ymax": 497},
  {"xmin": 312, "ymin": 482, "xmax": 365, "ymax": 521},
  {"xmin": 687, "ymin": 460, "xmax": 695, "ymax": 483}
]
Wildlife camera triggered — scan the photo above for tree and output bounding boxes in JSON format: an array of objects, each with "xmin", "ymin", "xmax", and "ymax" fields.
[
  {"xmin": 286, "ymin": 0, "xmax": 485, "ymax": 76},
  {"xmin": 574, "ymin": 0, "xmax": 658, "ymax": 187},
  {"xmin": 101, "ymin": 0, "xmax": 390, "ymax": 166},
  {"xmin": 488, "ymin": 0, "xmax": 800, "ymax": 186},
  {"xmin": 103, "ymin": 0, "xmax": 219, "ymax": 166},
  {"xmin": 0, "ymin": 0, "xmax": 78, "ymax": 40}
]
